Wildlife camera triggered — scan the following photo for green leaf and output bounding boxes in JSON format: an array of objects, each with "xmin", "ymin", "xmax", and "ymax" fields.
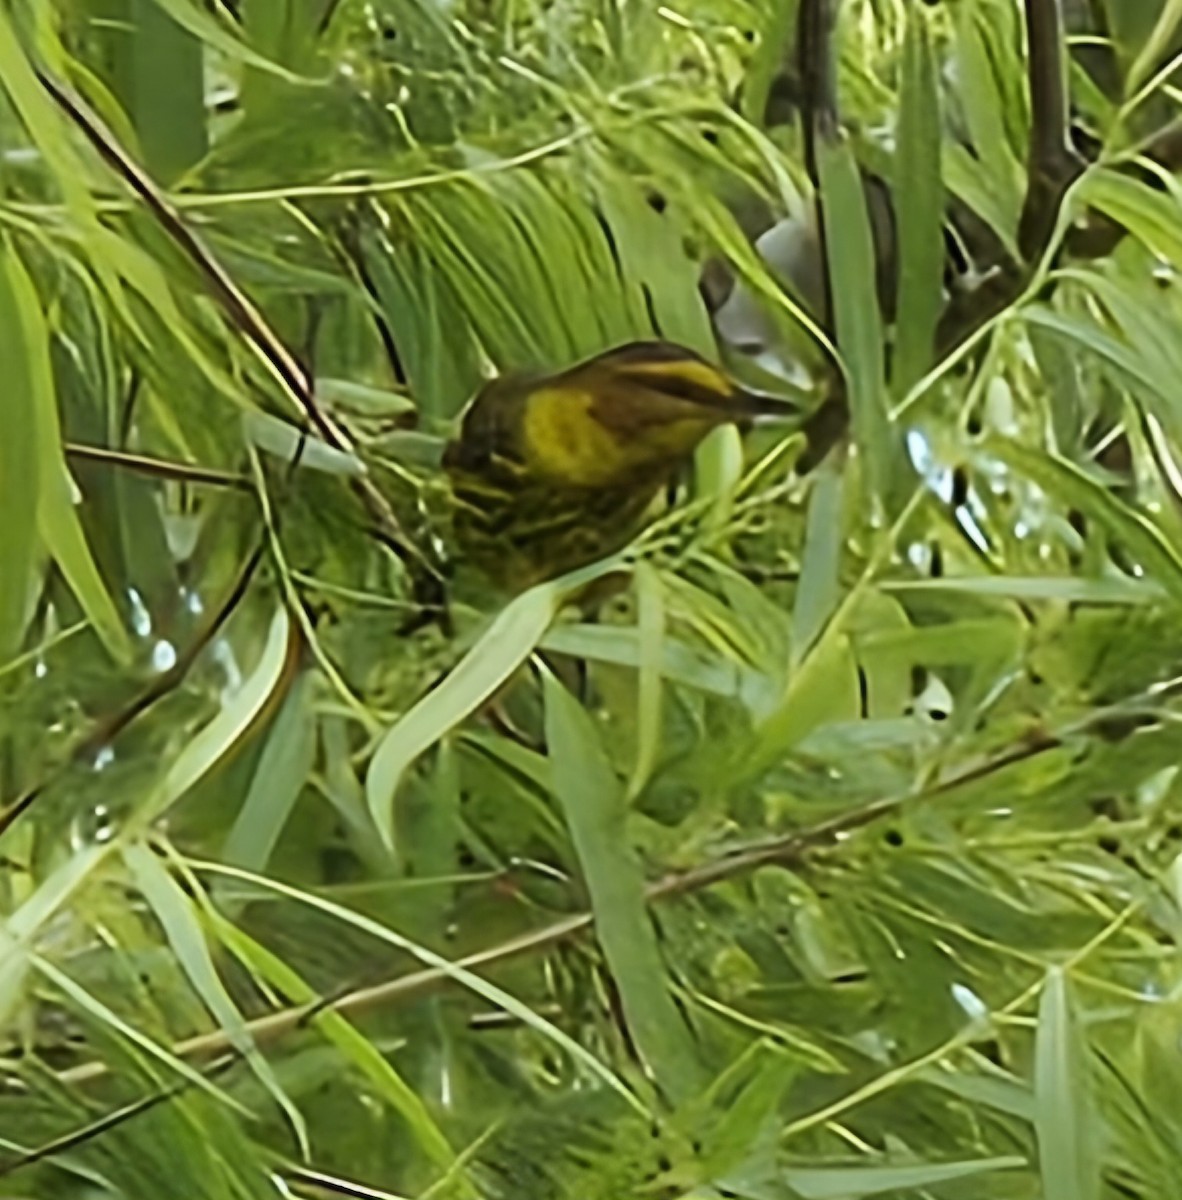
[
  {"xmin": 986, "ymin": 438, "xmax": 1182, "ymax": 602},
  {"xmin": 104, "ymin": 0, "xmax": 207, "ymax": 182},
  {"xmin": 593, "ymin": 168, "xmax": 716, "ymax": 353},
  {"xmin": 142, "ymin": 606, "xmax": 293, "ymax": 822},
  {"xmin": 627, "ymin": 563, "xmax": 665, "ymax": 801},
  {"xmin": 1126, "ymin": 0, "xmax": 1182, "ymax": 95},
  {"xmin": 741, "ymin": 0, "xmax": 801, "ymax": 126},
  {"xmin": 540, "ymin": 622, "xmax": 777, "ymax": 713},
  {"xmin": 317, "ymin": 378, "xmax": 416, "ymax": 418},
  {"xmin": 1078, "ymin": 168, "xmax": 1182, "ymax": 270},
  {"xmin": 952, "ymin": 0, "xmax": 1024, "ymax": 221},
  {"xmin": 0, "ymin": 239, "xmax": 42, "ymax": 661},
  {"xmin": 221, "ymin": 668, "xmax": 315, "ymax": 872},
  {"xmin": 123, "ymin": 842, "xmax": 307, "ymax": 1154},
  {"xmin": 0, "ymin": 240, "xmax": 131, "ymax": 662},
  {"xmin": 817, "ymin": 136, "xmax": 908, "ymax": 514},
  {"xmin": 943, "ymin": 140, "xmax": 1021, "ymax": 260},
  {"xmin": 33, "ymin": 953, "xmax": 243, "ymax": 1109},
  {"xmin": 1021, "ymin": 303, "xmax": 1182, "ymax": 439},
  {"xmin": 244, "ymin": 410, "xmax": 367, "ymax": 477},
  {"xmin": 543, "ymin": 667, "xmax": 703, "ymax": 1103},
  {"xmin": 881, "ymin": 575, "xmax": 1164, "ymax": 603},
  {"xmin": 366, "ymin": 579, "xmax": 563, "ymax": 847},
  {"xmin": 728, "ymin": 626, "xmax": 862, "ymax": 789},
  {"xmin": 791, "ymin": 461, "xmax": 844, "ymax": 666},
  {"xmin": 142, "ymin": 0, "xmax": 308, "ymax": 82},
  {"xmin": 200, "ymin": 860, "xmax": 647, "ymax": 1116},
  {"xmin": 892, "ymin": 1, "xmax": 944, "ymax": 397},
  {"xmin": 208, "ymin": 914, "xmax": 459, "ymax": 1172},
  {"xmin": 1056, "ymin": 269, "xmax": 1182, "ymax": 444},
  {"xmin": 1035, "ymin": 969, "xmax": 1101, "ymax": 1200},
  {"xmin": 783, "ymin": 1155, "xmax": 1026, "ymax": 1199},
  {"xmin": 0, "ymin": 844, "xmax": 110, "ymax": 1028}
]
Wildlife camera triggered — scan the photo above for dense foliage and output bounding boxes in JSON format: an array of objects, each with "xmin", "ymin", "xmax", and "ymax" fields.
[{"xmin": 3, "ymin": 0, "xmax": 1182, "ymax": 1197}]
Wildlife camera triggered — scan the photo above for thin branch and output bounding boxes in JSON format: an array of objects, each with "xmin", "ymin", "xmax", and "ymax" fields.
[{"xmin": 64, "ymin": 442, "xmax": 251, "ymax": 490}]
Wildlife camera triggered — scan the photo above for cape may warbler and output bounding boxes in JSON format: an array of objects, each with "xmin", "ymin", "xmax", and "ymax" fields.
[{"xmin": 442, "ymin": 340, "xmax": 795, "ymax": 591}]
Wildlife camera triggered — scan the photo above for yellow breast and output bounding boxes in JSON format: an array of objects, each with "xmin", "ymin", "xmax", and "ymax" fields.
[{"xmin": 520, "ymin": 385, "xmax": 719, "ymax": 489}]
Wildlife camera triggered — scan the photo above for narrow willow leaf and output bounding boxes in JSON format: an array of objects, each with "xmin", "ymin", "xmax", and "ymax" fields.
[
  {"xmin": 208, "ymin": 914, "xmax": 458, "ymax": 1171},
  {"xmin": 540, "ymin": 623, "xmax": 777, "ymax": 713},
  {"xmin": 317, "ymin": 378, "xmax": 416, "ymax": 417},
  {"xmin": 111, "ymin": 0, "xmax": 206, "ymax": 182},
  {"xmin": 34, "ymin": 953, "xmax": 246, "ymax": 1109},
  {"xmin": 892, "ymin": 1, "xmax": 944, "ymax": 396},
  {"xmin": 1029, "ymin": 326, "xmax": 1085, "ymax": 454},
  {"xmin": 700, "ymin": 1045, "xmax": 795, "ymax": 1179},
  {"xmin": 88, "ymin": 226, "xmax": 247, "ymax": 407},
  {"xmin": 221, "ymin": 668, "xmax": 315, "ymax": 871},
  {"xmin": 0, "ymin": 239, "xmax": 41, "ymax": 660},
  {"xmin": 1021, "ymin": 305, "xmax": 1179, "ymax": 431},
  {"xmin": 694, "ymin": 425, "xmax": 744, "ymax": 533},
  {"xmin": 727, "ymin": 629, "xmax": 861, "ymax": 791},
  {"xmin": 627, "ymin": 563, "xmax": 665, "ymax": 801},
  {"xmin": 1079, "ymin": 168, "xmax": 1182, "ymax": 269},
  {"xmin": 200, "ymin": 860, "xmax": 647, "ymax": 1115},
  {"xmin": 986, "ymin": 439, "xmax": 1182, "ymax": 601},
  {"xmin": 791, "ymin": 462, "xmax": 844, "ymax": 666},
  {"xmin": 953, "ymin": 1, "xmax": 1024, "ymax": 221},
  {"xmin": 1127, "ymin": 0, "xmax": 1182, "ymax": 94},
  {"xmin": 850, "ymin": 591, "xmax": 912, "ymax": 719},
  {"xmin": 741, "ymin": 0, "xmax": 800, "ymax": 126},
  {"xmin": 1057, "ymin": 269, "xmax": 1182, "ymax": 444},
  {"xmin": 143, "ymin": 0, "xmax": 306, "ymax": 81},
  {"xmin": 1035, "ymin": 969, "xmax": 1101, "ymax": 1200},
  {"xmin": 144, "ymin": 606, "xmax": 293, "ymax": 822},
  {"xmin": 542, "ymin": 668, "xmax": 702, "ymax": 1102},
  {"xmin": 882, "ymin": 575, "xmax": 1164, "ymax": 603},
  {"xmin": 594, "ymin": 170, "xmax": 715, "ymax": 352},
  {"xmin": 856, "ymin": 615, "xmax": 1025, "ymax": 672},
  {"xmin": 366, "ymin": 579, "xmax": 563, "ymax": 847},
  {"xmin": 943, "ymin": 140, "xmax": 1020, "ymax": 259},
  {"xmin": 123, "ymin": 843, "xmax": 308, "ymax": 1154},
  {"xmin": 0, "ymin": 10, "xmax": 94, "ymax": 218},
  {"xmin": 0, "ymin": 843, "xmax": 109, "ymax": 1028},
  {"xmin": 244, "ymin": 410, "xmax": 366, "ymax": 476},
  {"xmin": 0, "ymin": 929, "xmax": 29, "ymax": 1034},
  {"xmin": 784, "ymin": 1155, "xmax": 1025, "ymax": 1199},
  {"xmin": 919, "ymin": 1065, "xmax": 1035, "ymax": 1119},
  {"xmin": 817, "ymin": 137, "xmax": 908, "ymax": 514},
  {"xmin": 0, "ymin": 242, "xmax": 131, "ymax": 662},
  {"xmin": 360, "ymin": 224, "xmax": 485, "ymax": 422}
]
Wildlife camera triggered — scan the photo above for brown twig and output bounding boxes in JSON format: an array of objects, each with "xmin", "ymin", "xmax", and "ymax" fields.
[
  {"xmin": 64, "ymin": 442, "xmax": 251, "ymax": 490},
  {"xmin": 796, "ymin": 0, "xmax": 840, "ymax": 187},
  {"xmin": 792, "ymin": 0, "xmax": 845, "ymax": 470},
  {"xmin": 1018, "ymin": 0, "xmax": 1086, "ymax": 261}
]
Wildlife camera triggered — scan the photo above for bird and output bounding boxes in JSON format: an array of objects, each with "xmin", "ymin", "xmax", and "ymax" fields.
[{"xmin": 442, "ymin": 340, "xmax": 798, "ymax": 592}]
